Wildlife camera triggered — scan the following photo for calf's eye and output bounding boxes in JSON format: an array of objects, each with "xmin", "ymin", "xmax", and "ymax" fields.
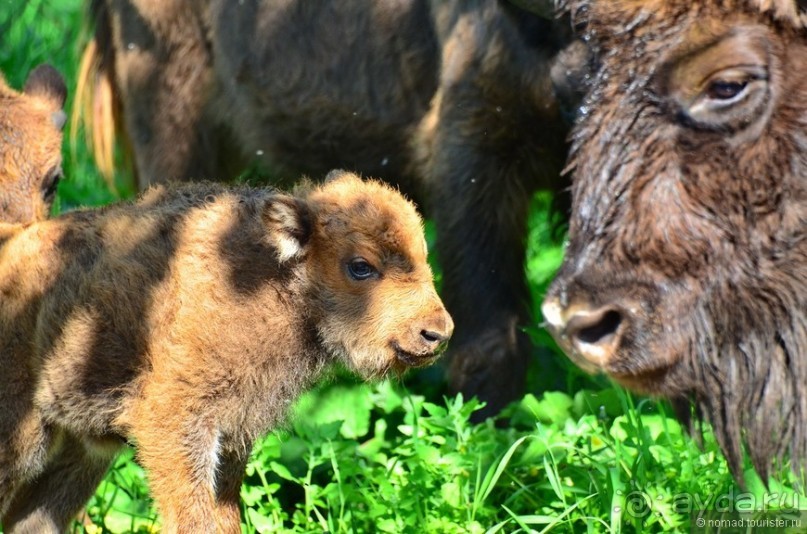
[
  {"xmin": 347, "ymin": 258, "xmax": 377, "ymax": 281},
  {"xmin": 42, "ymin": 167, "xmax": 62, "ymax": 202}
]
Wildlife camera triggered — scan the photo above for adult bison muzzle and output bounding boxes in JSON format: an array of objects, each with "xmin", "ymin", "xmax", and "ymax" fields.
[
  {"xmin": 542, "ymin": 0, "xmax": 807, "ymax": 480},
  {"xmin": 78, "ymin": 0, "xmax": 589, "ymax": 417}
]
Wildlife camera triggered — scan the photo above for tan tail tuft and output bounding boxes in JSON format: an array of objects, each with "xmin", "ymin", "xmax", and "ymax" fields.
[{"xmin": 72, "ymin": 37, "xmax": 119, "ymax": 192}]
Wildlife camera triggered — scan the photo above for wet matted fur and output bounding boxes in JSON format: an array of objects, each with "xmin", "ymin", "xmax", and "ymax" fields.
[{"xmin": 543, "ymin": 0, "xmax": 807, "ymax": 481}]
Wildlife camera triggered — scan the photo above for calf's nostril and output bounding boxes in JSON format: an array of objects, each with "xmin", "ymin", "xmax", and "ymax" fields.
[{"xmin": 421, "ymin": 329, "xmax": 447, "ymax": 345}]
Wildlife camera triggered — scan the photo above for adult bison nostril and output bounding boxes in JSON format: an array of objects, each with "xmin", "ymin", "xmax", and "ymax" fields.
[
  {"xmin": 569, "ymin": 308, "xmax": 622, "ymax": 344},
  {"xmin": 565, "ymin": 307, "xmax": 624, "ymax": 365}
]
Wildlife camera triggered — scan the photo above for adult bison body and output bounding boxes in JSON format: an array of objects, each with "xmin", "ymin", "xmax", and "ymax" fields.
[
  {"xmin": 542, "ymin": 0, "xmax": 807, "ymax": 479},
  {"xmin": 80, "ymin": 0, "xmax": 584, "ymax": 416}
]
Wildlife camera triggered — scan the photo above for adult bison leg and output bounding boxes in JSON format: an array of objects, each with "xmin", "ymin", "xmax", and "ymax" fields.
[
  {"xmin": 101, "ymin": 0, "xmax": 233, "ymax": 187},
  {"xmin": 435, "ymin": 159, "xmax": 533, "ymax": 418},
  {"xmin": 418, "ymin": 2, "xmax": 572, "ymax": 419},
  {"xmin": 425, "ymin": 92, "xmax": 567, "ymax": 419}
]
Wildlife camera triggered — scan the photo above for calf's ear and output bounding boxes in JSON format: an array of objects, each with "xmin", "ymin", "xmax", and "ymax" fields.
[
  {"xmin": 263, "ymin": 195, "xmax": 313, "ymax": 263},
  {"xmin": 24, "ymin": 64, "xmax": 67, "ymax": 129}
]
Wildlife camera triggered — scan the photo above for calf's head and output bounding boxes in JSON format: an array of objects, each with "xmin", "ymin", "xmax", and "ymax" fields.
[
  {"xmin": 0, "ymin": 64, "xmax": 67, "ymax": 224},
  {"xmin": 267, "ymin": 170, "xmax": 453, "ymax": 379},
  {"xmin": 543, "ymin": 0, "xmax": 807, "ymax": 478}
]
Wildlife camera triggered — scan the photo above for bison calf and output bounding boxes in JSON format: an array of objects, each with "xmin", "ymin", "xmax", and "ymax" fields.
[
  {"xmin": 543, "ymin": 0, "xmax": 807, "ymax": 481},
  {"xmin": 0, "ymin": 170, "xmax": 452, "ymax": 533},
  {"xmin": 0, "ymin": 64, "xmax": 66, "ymax": 224}
]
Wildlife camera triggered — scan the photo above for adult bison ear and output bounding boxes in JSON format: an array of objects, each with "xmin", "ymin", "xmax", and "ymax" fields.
[
  {"xmin": 24, "ymin": 64, "xmax": 67, "ymax": 130},
  {"xmin": 262, "ymin": 195, "xmax": 313, "ymax": 263}
]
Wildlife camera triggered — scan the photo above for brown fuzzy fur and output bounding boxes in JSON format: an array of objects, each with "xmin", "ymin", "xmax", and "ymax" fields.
[
  {"xmin": 0, "ymin": 65, "xmax": 66, "ymax": 224},
  {"xmin": 543, "ymin": 0, "xmax": 807, "ymax": 481},
  {"xmin": 752, "ymin": 0, "xmax": 807, "ymax": 26},
  {"xmin": 75, "ymin": 0, "xmax": 590, "ymax": 417},
  {"xmin": 0, "ymin": 170, "xmax": 452, "ymax": 533}
]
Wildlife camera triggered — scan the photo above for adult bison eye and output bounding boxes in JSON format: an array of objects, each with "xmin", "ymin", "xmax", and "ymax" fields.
[
  {"xmin": 683, "ymin": 67, "xmax": 769, "ymax": 131},
  {"xmin": 347, "ymin": 258, "xmax": 377, "ymax": 281},
  {"xmin": 706, "ymin": 79, "xmax": 748, "ymax": 101},
  {"xmin": 663, "ymin": 28, "xmax": 773, "ymax": 134}
]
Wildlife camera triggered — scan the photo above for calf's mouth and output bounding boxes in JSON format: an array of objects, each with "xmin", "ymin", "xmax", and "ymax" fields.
[{"xmin": 392, "ymin": 341, "xmax": 441, "ymax": 368}]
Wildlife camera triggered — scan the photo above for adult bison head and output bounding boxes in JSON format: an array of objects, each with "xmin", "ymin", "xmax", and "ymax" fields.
[{"xmin": 542, "ymin": 0, "xmax": 807, "ymax": 480}]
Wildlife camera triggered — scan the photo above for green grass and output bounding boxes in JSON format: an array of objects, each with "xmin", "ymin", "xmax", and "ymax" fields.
[{"xmin": 3, "ymin": 1, "xmax": 807, "ymax": 533}]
